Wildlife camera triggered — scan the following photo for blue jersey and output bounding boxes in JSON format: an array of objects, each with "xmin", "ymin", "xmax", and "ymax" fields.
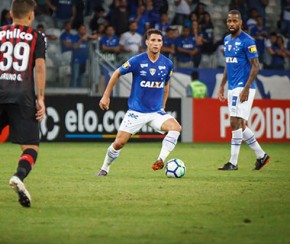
[
  {"xmin": 99, "ymin": 35, "xmax": 119, "ymax": 48},
  {"xmin": 60, "ymin": 31, "xmax": 74, "ymax": 52},
  {"xmin": 55, "ymin": 0, "xmax": 76, "ymax": 19},
  {"xmin": 175, "ymin": 35, "xmax": 196, "ymax": 62},
  {"xmin": 224, "ymin": 31, "xmax": 258, "ymax": 90},
  {"xmin": 119, "ymin": 52, "xmax": 173, "ymax": 113},
  {"xmin": 71, "ymin": 34, "xmax": 89, "ymax": 64},
  {"xmin": 162, "ymin": 36, "xmax": 175, "ymax": 58}
]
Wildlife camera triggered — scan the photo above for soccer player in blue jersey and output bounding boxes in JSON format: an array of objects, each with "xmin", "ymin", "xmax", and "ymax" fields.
[
  {"xmin": 96, "ymin": 28, "xmax": 182, "ymax": 176},
  {"xmin": 218, "ymin": 10, "xmax": 270, "ymax": 171}
]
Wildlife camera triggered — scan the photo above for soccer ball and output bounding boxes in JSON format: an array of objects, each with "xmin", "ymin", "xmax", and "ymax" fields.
[{"xmin": 165, "ymin": 158, "xmax": 186, "ymax": 178}]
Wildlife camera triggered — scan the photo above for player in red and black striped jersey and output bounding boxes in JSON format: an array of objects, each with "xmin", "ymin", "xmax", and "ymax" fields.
[{"xmin": 0, "ymin": 0, "xmax": 46, "ymax": 207}]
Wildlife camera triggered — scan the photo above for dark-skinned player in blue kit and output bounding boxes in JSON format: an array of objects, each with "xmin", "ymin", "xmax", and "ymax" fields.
[{"xmin": 218, "ymin": 10, "xmax": 270, "ymax": 171}]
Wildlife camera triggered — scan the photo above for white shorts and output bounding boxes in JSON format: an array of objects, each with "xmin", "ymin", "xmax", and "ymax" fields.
[
  {"xmin": 119, "ymin": 110, "xmax": 174, "ymax": 134},
  {"xmin": 227, "ymin": 87, "xmax": 255, "ymax": 120}
]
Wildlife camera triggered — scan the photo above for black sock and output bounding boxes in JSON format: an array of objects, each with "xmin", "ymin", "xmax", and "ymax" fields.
[{"xmin": 15, "ymin": 149, "xmax": 38, "ymax": 181}]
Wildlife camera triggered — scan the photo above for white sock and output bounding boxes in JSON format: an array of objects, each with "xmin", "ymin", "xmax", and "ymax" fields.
[
  {"xmin": 229, "ymin": 128, "xmax": 243, "ymax": 166},
  {"xmin": 243, "ymin": 127, "xmax": 265, "ymax": 158},
  {"xmin": 100, "ymin": 144, "xmax": 121, "ymax": 173},
  {"xmin": 158, "ymin": 131, "xmax": 180, "ymax": 162}
]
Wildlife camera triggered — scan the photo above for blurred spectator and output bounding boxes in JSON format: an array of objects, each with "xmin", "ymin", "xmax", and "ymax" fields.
[
  {"xmin": 200, "ymin": 11, "xmax": 214, "ymax": 54},
  {"xmin": 193, "ymin": 2, "xmax": 206, "ymax": 22},
  {"xmin": 264, "ymin": 32, "xmax": 276, "ymax": 69},
  {"xmin": 1, "ymin": 9, "xmax": 12, "ymax": 26},
  {"xmin": 70, "ymin": 24, "xmax": 89, "ymax": 87},
  {"xmin": 85, "ymin": 0, "xmax": 104, "ymax": 16},
  {"xmin": 246, "ymin": 8, "xmax": 259, "ymax": 33},
  {"xmin": 89, "ymin": 6, "xmax": 108, "ymax": 35},
  {"xmin": 155, "ymin": 13, "xmax": 170, "ymax": 36},
  {"xmin": 285, "ymin": 37, "xmax": 290, "ymax": 69},
  {"xmin": 190, "ymin": 20, "xmax": 203, "ymax": 66},
  {"xmin": 153, "ymin": 0, "xmax": 169, "ymax": 14},
  {"xmin": 144, "ymin": 0, "xmax": 160, "ymax": 28},
  {"xmin": 280, "ymin": 0, "xmax": 290, "ymax": 37},
  {"xmin": 98, "ymin": 25, "xmax": 120, "ymax": 94},
  {"xmin": 229, "ymin": 0, "xmax": 247, "ymax": 23},
  {"xmin": 186, "ymin": 71, "xmax": 207, "ymax": 98},
  {"xmin": 270, "ymin": 35, "xmax": 286, "ymax": 70},
  {"xmin": 134, "ymin": 4, "xmax": 150, "ymax": 36},
  {"xmin": 45, "ymin": 0, "xmax": 76, "ymax": 29},
  {"xmin": 107, "ymin": 0, "xmax": 129, "ymax": 36},
  {"xmin": 71, "ymin": 0, "xmax": 85, "ymax": 29},
  {"xmin": 175, "ymin": 25, "xmax": 200, "ymax": 68},
  {"xmin": 91, "ymin": 23, "xmax": 106, "ymax": 41},
  {"xmin": 250, "ymin": 15, "xmax": 268, "ymax": 64},
  {"xmin": 189, "ymin": 11, "xmax": 198, "ymax": 22},
  {"xmin": 190, "ymin": 0, "xmax": 201, "ymax": 11},
  {"xmin": 190, "ymin": 20, "xmax": 203, "ymax": 45},
  {"xmin": 60, "ymin": 21, "xmax": 74, "ymax": 53},
  {"xmin": 172, "ymin": 0, "xmax": 191, "ymax": 25},
  {"xmin": 100, "ymin": 25, "xmax": 120, "ymax": 65},
  {"xmin": 35, "ymin": 0, "xmax": 50, "ymax": 16},
  {"xmin": 246, "ymin": 0, "xmax": 269, "ymax": 23},
  {"xmin": 264, "ymin": 32, "xmax": 286, "ymax": 70},
  {"xmin": 127, "ymin": 0, "xmax": 140, "ymax": 19},
  {"xmin": 161, "ymin": 27, "xmax": 176, "ymax": 59},
  {"xmin": 119, "ymin": 20, "xmax": 143, "ymax": 63},
  {"xmin": 172, "ymin": 26, "xmax": 180, "ymax": 39}
]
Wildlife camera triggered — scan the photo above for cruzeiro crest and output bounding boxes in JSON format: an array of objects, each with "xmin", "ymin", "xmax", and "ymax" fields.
[{"xmin": 149, "ymin": 68, "xmax": 156, "ymax": 76}]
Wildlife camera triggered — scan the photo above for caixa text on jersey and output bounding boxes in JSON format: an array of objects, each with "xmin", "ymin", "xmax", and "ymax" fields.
[{"xmin": 140, "ymin": 81, "xmax": 165, "ymax": 88}]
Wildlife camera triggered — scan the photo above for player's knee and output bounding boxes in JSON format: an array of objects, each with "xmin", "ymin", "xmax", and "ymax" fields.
[
  {"xmin": 171, "ymin": 122, "xmax": 182, "ymax": 132},
  {"xmin": 176, "ymin": 124, "xmax": 182, "ymax": 132},
  {"xmin": 162, "ymin": 119, "xmax": 182, "ymax": 132},
  {"xmin": 230, "ymin": 118, "xmax": 242, "ymax": 130},
  {"xmin": 113, "ymin": 140, "xmax": 126, "ymax": 150}
]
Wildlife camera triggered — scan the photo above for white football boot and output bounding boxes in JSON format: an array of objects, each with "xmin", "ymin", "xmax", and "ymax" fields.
[{"xmin": 9, "ymin": 176, "xmax": 31, "ymax": 207}]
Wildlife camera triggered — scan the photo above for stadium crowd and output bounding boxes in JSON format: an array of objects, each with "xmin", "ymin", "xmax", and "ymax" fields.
[{"xmin": 1, "ymin": 0, "xmax": 290, "ymax": 88}]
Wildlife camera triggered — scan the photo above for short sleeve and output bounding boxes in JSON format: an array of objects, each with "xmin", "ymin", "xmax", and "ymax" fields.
[
  {"xmin": 245, "ymin": 37, "xmax": 258, "ymax": 60},
  {"xmin": 35, "ymin": 32, "xmax": 47, "ymax": 60}
]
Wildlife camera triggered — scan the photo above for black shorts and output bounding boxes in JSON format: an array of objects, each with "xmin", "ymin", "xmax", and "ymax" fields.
[{"xmin": 0, "ymin": 104, "xmax": 39, "ymax": 145}]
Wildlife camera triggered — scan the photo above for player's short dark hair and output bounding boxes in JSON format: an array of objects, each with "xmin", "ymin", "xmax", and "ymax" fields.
[
  {"xmin": 146, "ymin": 29, "xmax": 163, "ymax": 40},
  {"xmin": 191, "ymin": 71, "xmax": 199, "ymax": 80},
  {"xmin": 228, "ymin": 10, "xmax": 241, "ymax": 19},
  {"xmin": 11, "ymin": 0, "xmax": 35, "ymax": 19},
  {"xmin": 36, "ymin": 24, "xmax": 44, "ymax": 29}
]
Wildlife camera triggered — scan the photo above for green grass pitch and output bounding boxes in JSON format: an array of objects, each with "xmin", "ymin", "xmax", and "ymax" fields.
[{"xmin": 1, "ymin": 142, "xmax": 290, "ymax": 244}]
